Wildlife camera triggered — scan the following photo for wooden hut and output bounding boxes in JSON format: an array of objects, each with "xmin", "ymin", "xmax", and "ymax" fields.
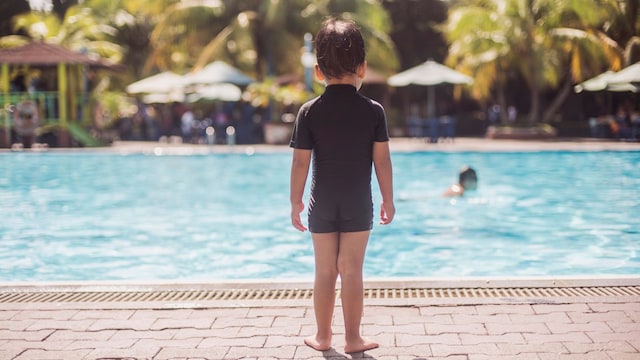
[{"xmin": 0, "ymin": 42, "xmax": 119, "ymax": 147}]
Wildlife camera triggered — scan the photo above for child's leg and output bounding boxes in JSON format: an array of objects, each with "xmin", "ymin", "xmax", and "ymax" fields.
[
  {"xmin": 305, "ymin": 232, "xmax": 340, "ymax": 351},
  {"xmin": 337, "ymin": 230, "xmax": 379, "ymax": 353}
]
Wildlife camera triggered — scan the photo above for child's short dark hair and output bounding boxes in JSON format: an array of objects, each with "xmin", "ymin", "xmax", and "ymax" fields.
[{"xmin": 315, "ymin": 18, "xmax": 365, "ymax": 80}]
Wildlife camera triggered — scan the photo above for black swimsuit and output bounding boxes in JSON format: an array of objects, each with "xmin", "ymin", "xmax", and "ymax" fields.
[{"xmin": 290, "ymin": 84, "xmax": 389, "ymax": 233}]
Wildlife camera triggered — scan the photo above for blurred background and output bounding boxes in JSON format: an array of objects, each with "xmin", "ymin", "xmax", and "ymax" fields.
[{"xmin": 1, "ymin": 0, "xmax": 639, "ymax": 147}]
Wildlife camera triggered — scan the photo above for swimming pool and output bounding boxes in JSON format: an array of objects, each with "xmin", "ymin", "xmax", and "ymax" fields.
[{"xmin": 1, "ymin": 149, "xmax": 638, "ymax": 282}]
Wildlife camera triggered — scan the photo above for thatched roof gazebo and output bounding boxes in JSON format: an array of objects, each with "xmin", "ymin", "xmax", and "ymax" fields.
[{"xmin": 0, "ymin": 42, "xmax": 120, "ymax": 147}]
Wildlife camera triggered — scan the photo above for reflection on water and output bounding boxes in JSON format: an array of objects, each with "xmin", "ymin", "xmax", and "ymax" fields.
[{"xmin": 0, "ymin": 150, "xmax": 638, "ymax": 281}]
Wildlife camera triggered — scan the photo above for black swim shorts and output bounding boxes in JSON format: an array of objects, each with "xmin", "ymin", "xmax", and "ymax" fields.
[{"xmin": 307, "ymin": 190, "xmax": 373, "ymax": 233}]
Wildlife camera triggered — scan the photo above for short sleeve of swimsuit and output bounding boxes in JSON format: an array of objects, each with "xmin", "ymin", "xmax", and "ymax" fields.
[{"xmin": 289, "ymin": 84, "xmax": 389, "ymax": 233}]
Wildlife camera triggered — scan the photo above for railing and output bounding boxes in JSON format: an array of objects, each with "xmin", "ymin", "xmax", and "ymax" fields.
[
  {"xmin": 0, "ymin": 91, "xmax": 91, "ymax": 125},
  {"xmin": 1, "ymin": 91, "xmax": 93, "ymax": 147}
]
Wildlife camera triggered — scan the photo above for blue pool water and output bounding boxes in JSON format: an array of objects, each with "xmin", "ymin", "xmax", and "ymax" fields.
[{"xmin": 1, "ymin": 150, "xmax": 639, "ymax": 282}]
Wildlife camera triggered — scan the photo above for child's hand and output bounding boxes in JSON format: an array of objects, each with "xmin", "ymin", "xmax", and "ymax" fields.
[
  {"xmin": 291, "ymin": 201, "xmax": 308, "ymax": 232},
  {"xmin": 379, "ymin": 201, "xmax": 395, "ymax": 225}
]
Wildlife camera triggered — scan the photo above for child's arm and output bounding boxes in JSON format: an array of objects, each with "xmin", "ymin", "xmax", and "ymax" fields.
[
  {"xmin": 290, "ymin": 148, "xmax": 312, "ymax": 231},
  {"xmin": 373, "ymin": 141, "xmax": 395, "ymax": 224}
]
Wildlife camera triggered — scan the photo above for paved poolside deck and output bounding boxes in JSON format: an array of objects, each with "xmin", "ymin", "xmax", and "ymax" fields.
[
  {"xmin": 1, "ymin": 277, "xmax": 640, "ymax": 360},
  {"xmin": 1, "ymin": 138, "xmax": 639, "ymax": 359}
]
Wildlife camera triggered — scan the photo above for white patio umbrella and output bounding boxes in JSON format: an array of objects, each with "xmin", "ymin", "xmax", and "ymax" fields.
[
  {"xmin": 186, "ymin": 83, "xmax": 242, "ymax": 103},
  {"xmin": 182, "ymin": 61, "xmax": 255, "ymax": 87},
  {"xmin": 142, "ymin": 90, "xmax": 185, "ymax": 104},
  {"xmin": 388, "ymin": 60, "xmax": 473, "ymax": 87},
  {"xmin": 574, "ymin": 70, "xmax": 638, "ymax": 93},
  {"xmin": 606, "ymin": 61, "xmax": 640, "ymax": 85},
  {"xmin": 387, "ymin": 60, "xmax": 472, "ymax": 118},
  {"xmin": 126, "ymin": 71, "xmax": 184, "ymax": 94}
]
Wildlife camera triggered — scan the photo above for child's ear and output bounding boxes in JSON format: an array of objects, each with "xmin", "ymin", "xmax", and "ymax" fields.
[
  {"xmin": 357, "ymin": 61, "xmax": 367, "ymax": 79},
  {"xmin": 314, "ymin": 64, "xmax": 325, "ymax": 81}
]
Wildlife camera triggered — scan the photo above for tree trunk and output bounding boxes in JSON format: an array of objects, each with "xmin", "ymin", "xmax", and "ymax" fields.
[
  {"xmin": 541, "ymin": 75, "xmax": 573, "ymax": 123},
  {"xmin": 497, "ymin": 82, "xmax": 508, "ymax": 124},
  {"xmin": 528, "ymin": 59, "xmax": 540, "ymax": 124}
]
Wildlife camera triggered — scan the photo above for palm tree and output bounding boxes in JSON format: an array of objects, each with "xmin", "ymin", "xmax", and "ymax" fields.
[
  {"xmin": 446, "ymin": 0, "xmax": 623, "ymax": 124},
  {"xmin": 604, "ymin": 0, "xmax": 640, "ymax": 65},
  {"xmin": 6, "ymin": 5, "xmax": 123, "ymax": 62},
  {"xmin": 146, "ymin": 0, "xmax": 398, "ymax": 80},
  {"xmin": 0, "ymin": 0, "xmax": 30, "ymax": 39}
]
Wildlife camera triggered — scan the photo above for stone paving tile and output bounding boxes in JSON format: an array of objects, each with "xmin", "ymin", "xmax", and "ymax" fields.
[
  {"xmin": 395, "ymin": 332, "xmax": 461, "ymax": 346},
  {"xmin": 13, "ymin": 349, "xmax": 92, "ymax": 360},
  {"xmin": 586, "ymin": 330, "xmax": 640, "ymax": 343},
  {"xmin": 25, "ymin": 319, "xmax": 94, "ymax": 332},
  {"xmin": 532, "ymin": 303, "xmax": 591, "ymax": 314},
  {"xmin": 537, "ymin": 352, "xmax": 613, "ymax": 359},
  {"xmin": 605, "ymin": 353, "xmax": 640, "ymax": 360},
  {"xmin": 132, "ymin": 308, "xmax": 194, "ymax": 321},
  {"xmin": 0, "ymin": 349, "xmax": 23, "ymax": 360},
  {"xmin": 470, "ymin": 354, "xmax": 542, "ymax": 360},
  {"xmin": 156, "ymin": 346, "xmax": 230, "ymax": 359},
  {"xmin": 0, "ymin": 319, "xmax": 35, "ymax": 331},
  {"xmin": 110, "ymin": 328, "xmax": 178, "ymax": 341},
  {"xmin": 175, "ymin": 327, "xmax": 242, "ymax": 339},
  {"xmin": 150, "ymin": 316, "xmax": 215, "ymax": 330},
  {"xmin": 420, "ymin": 305, "xmax": 477, "ymax": 316},
  {"xmin": 426, "ymin": 322, "xmax": 487, "ymax": 335},
  {"xmin": 3, "ymin": 339, "xmax": 74, "ymax": 351},
  {"xmin": 510, "ymin": 312, "xmax": 572, "ymax": 324},
  {"xmin": 46, "ymin": 329, "xmax": 116, "ymax": 341},
  {"xmin": 547, "ymin": 321, "xmax": 613, "ymax": 334},
  {"xmin": 66, "ymin": 337, "xmax": 138, "ymax": 350},
  {"xmin": 431, "ymin": 343, "xmax": 500, "ymax": 356},
  {"xmin": 627, "ymin": 339, "xmax": 640, "ymax": 352},
  {"xmin": 12, "ymin": 310, "xmax": 78, "ymax": 321},
  {"xmin": 496, "ymin": 342, "xmax": 568, "ymax": 354},
  {"xmin": 485, "ymin": 321, "xmax": 550, "ymax": 335},
  {"xmin": 86, "ymin": 347, "xmax": 160, "ymax": 359},
  {"xmin": 1, "ymin": 298, "xmax": 639, "ymax": 359},
  {"xmin": 237, "ymin": 325, "xmax": 301, "ymax": 337},
  {"xmin": 365, "ymin": 323, "xmax": 426, "ymax": 336},
  {"xmin": 523, "ymin": 331, "xmax": 594, "ymax": 344},
  {"xmin": 563, "ymin": 340, "xmax": 638, "ymax": 353},
  {"xmin": 0, "ymin": 310, "xmax": 19, "ymax": 320},
  {"xmin": 0, "ymin": 329, "xmax": 52, "ymax": 341},
  {"xmin": 87, "ymin": 317, "xmax": 156, "ymax": 331},
  {"xmin": 476, "ymin": 304, "xmax": 535, "ymax": 315},
  {"xmin": 70, "ymin": 309, "xmax": 135, "ymax": 320},
  {"xmin": 460, "ymin": 333, "xmax": 527, "ymax": 345},
  {"xmin": 568, "ymin": 310, "xmax": 634, "ymax": 324},
  {"xmin": 225, "ymin": 345, "xmax": 298, "ymax": 359}
]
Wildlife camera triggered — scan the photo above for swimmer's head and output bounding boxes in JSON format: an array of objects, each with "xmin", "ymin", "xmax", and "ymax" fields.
[
  {"xmin": 315, "ymin": 18, "xmax": 366, "ymax": 80},
  {"xmin": 458, "ymin": 166, "xmax": 477, "ymax": 190}
]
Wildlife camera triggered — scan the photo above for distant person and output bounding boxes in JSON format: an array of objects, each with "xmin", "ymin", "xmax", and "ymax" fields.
[
  {"xmin": 508, "ymin": 105, "xmax": 517, "ymax": 124},
  {"xmin": 180, "ymin": 107, "xmax": 195, "ymax": 143},
  {"xmin": 289, "ymin": 18, "xmax": 395, "ymax": 354},
  {"xmin": 443, "ymin": 166, "xmax": 478, "ymax": 197}
]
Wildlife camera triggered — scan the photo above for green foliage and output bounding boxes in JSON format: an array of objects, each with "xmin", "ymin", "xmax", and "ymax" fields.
[{"xmin": 445, "ymin": 0, "xmax": 625, "ymax": 123}]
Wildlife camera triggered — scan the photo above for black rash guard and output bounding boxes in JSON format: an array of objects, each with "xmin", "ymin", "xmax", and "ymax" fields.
[{"xmin": 290, "ymin": 84, "xmax": 389, "ymax": 233}]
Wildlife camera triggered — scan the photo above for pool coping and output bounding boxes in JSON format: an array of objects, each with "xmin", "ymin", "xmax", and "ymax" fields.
[
  {"xmin": 2, "ymin": 275, "xmax": 639, "ymax": 310},
  {"xmin": 1, "ymin": 137, "xmax": 639, "ymax": 155}
]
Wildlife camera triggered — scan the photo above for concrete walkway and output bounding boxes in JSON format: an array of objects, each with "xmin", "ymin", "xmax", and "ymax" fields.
[
  {"xmin": 1, "ymin": 299, "xmax": 639, "ymax": 359},
  {"xmin": 108, "ymin": 136, "xmax": 640, "ymax": 154},
  {"xmin": 1, "ymin": 279, "xmax": 639, "ymax": 360}
]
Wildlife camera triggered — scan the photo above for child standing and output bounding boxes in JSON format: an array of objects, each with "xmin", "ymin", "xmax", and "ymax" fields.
[{"xmin": 289, "ymin": 18, "xmax": 395, "ymax": 354}]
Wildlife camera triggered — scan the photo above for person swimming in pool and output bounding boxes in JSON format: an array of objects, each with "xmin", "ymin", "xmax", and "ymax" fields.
[{"xmin": 443, "ymin": 166, "xmax": 477, "ymax": 197}]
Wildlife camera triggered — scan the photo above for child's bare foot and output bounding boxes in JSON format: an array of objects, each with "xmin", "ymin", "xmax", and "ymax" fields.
[
  {"xmin": 344, "ymin": 337, "xmax": 379, "ymax": 354},
  {"xmin": 304, "ymin": 335, "xmax": 332, "ymax": 352}
]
